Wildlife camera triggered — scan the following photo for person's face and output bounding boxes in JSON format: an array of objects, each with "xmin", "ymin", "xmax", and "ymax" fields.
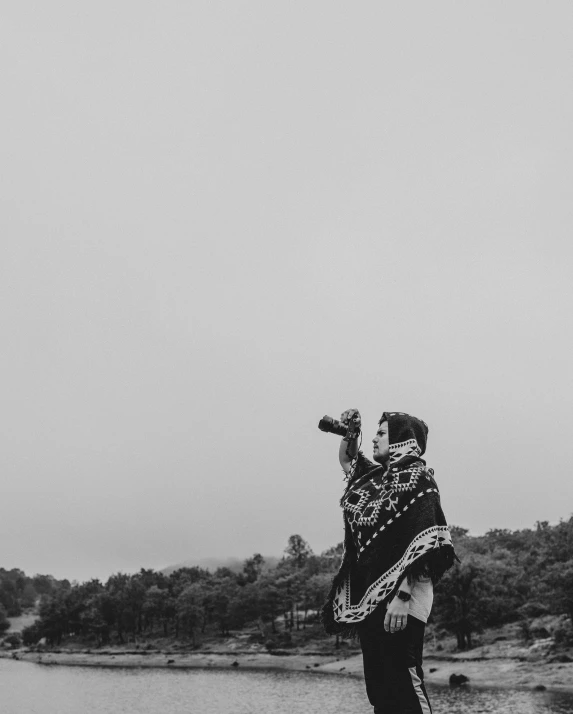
[{"xmin": 372, "ymin": 421, "xmax": 389, "ymax": 464}]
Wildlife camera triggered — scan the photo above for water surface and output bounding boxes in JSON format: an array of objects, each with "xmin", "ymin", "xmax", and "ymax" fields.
[{"xmin": 1, "ymin": 659, "xmax": 572, "ymax": 714}]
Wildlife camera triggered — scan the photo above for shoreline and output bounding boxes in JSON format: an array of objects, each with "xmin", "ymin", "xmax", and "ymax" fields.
[{"xmin": 3, "ymin": 649, "xmax": 573, "ymax": 694}]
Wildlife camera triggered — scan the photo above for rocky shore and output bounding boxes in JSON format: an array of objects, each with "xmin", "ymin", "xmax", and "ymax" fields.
[
  {"xmin": 4, "ymin": 616, "xmax": 573, "ymax": 694},
  {"xmin": 3, "ymin": 644, "xmax": 573, "ymax": 694},
  {"xmin": 0, "ymin": 648, "xmax": 337, "ymax": 672}
]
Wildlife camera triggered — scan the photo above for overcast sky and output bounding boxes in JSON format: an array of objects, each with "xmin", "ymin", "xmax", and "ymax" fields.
[{"xmin": 2, "ymin": 1, "xmax": 572, "ymax": 583}]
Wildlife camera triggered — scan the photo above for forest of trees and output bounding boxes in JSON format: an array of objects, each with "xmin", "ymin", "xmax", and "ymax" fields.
[{"xmin": 3, "ymin": 519, "xmax": 573, "ymax": 651}]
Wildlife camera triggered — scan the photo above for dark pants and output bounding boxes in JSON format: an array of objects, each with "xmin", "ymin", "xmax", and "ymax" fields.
[{"xmin": 357, "ymin": 610, "xmax": 432, "ymax": 714}]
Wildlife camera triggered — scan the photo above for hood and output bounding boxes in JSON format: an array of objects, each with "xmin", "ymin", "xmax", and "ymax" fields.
[{"xmin": 380, "ymin": 411, "xmax": 429, "ymax": 466}]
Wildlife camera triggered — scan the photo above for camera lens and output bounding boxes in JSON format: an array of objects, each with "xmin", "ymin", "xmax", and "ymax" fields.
[{"xmin": 318, "ymin": 416, "xmax": 347, "ymax": 437}]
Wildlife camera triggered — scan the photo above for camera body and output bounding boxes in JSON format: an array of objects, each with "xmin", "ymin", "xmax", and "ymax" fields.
[{"xmin": 318, "ymin": 414, "xmax": 361, "ymax": 440}]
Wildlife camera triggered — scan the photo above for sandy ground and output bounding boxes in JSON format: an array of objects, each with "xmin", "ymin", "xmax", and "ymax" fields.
[
  {"xmin": 3, "ymin": 648, "xmax": 573, "ymax": 694},
  {"xmin": 0, "ymin": 649, "xmax": 339, "ymax": 673}
]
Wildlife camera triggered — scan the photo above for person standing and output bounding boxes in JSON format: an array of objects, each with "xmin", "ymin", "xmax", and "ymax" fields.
[{"xmin": 322, "ymin": 409, "xmax": 457, "ymax": 714}]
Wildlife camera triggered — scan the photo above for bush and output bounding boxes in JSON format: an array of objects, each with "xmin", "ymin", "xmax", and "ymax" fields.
[
  {"xmin": 518, "ymin": 602, "xmax": 550, "ymax": 619},
  {"xmin": 0, "ymin": 609, "xmax": 9, "ymax": 634},
  {"xmin": 529, "ymin": 615, "xmax": 564, "ymax": 640},
  {"xmin": 265, "ymin": 632, "xmax": 293, "ymax": 651},
  {"xmin": 247, "ymin": 632, "xmax": 265, "ymax": 644},
  {"xmin": 554, "ymin": 619, "xmax": 573, "ymax": 647},
  {"xmin": 5, "ymin": 634, "xmax": 21, "ymax": 649},
  {"xmin": 519, "ymin": 619, "xmax": 532, "ymax": 642},
  {"xmin": 22, "ymin": 623, "xmax": 42, "ymax": 646}
]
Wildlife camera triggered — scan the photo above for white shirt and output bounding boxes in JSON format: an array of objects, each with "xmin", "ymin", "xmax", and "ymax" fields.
[{"xmin": 409, "ymin": 577, "xmax": 434, "ymax": 623}]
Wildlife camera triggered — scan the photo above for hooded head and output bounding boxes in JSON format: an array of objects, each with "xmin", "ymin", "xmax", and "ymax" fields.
[{"xmin": 375, "ymin": 411, "xmax": 428, "ymax": 467}]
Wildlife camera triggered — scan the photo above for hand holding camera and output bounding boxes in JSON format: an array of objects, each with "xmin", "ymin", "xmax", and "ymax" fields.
[
  {"xmin": 341, "ymin": 408, "xmax": 361, "ymax": 429},
  {"xmin": 318, "ymin": 409, "xmax": 361, "ymax": 441}
]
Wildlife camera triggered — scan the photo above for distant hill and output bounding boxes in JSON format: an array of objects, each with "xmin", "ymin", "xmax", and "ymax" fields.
[{"xmin": 160, "ymin": 555, "xmax": 280, "ymax": 576}]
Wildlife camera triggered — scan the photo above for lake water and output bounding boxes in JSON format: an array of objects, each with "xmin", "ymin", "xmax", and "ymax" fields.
[{"xmin": 2, "ymin": 659, "xmax": 573, "ymax": 714}]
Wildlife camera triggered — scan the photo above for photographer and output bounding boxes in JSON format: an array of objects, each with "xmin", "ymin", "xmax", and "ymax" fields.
[{"xmin": 322, "ymin": 409, "xmax": 457, "ymax": 714}]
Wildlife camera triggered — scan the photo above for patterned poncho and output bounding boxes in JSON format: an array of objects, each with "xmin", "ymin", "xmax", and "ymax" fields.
[{"xmin": 322, "ymin": 411, "xmax": 457, "ymax": 635}]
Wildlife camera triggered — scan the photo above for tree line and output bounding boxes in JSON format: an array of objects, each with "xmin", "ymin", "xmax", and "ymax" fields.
[
  {"xmin": 3, "ymin": 518, "xmax": 573, "ymax": 650},
  {"xmin": 0, "ymin": 569, "xmax": 69, "ymax": 636},
  {"xmin": 435, "ymin": 519, "xmax": 573, "ymax": 648}
]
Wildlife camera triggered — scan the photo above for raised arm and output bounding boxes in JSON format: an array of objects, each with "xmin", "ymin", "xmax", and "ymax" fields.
[{"xmin": 338, "ymin": 409, "xmax": 361, "ymax": 474}]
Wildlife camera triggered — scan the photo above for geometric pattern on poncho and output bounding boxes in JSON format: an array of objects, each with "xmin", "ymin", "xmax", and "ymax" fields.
[
  {"xmin": 344, "ymin": 485, "xmax": 394, "ymax": 529},
  {"xmin": 333, "ymin": 524, "xmax": 453, "ymax": 623},
  {"xmin": 389, "ymin": 465, "xmax": 424, "ymax": 492},
  {"xmin": 389, "ymin": 437, "xmax": 421, "ymax": 462},
  {"xmin": 342, "ymin": 465, "xmax": 429, "ymax": 553}
]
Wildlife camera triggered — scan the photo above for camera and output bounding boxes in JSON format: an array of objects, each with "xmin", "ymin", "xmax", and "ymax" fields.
[{"xmin": 318, "ymin": 414, "xmax": 361, "ymax": 440}]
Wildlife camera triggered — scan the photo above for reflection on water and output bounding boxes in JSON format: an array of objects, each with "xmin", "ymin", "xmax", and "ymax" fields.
[{"xmin": 1, "ymin": 659, "xmax": 573, "ymax": 714}]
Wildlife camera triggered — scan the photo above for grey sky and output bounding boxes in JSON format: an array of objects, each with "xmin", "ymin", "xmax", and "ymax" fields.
[{"xmin": 2, "ymin": 2, "xmax": 572, "ymax": 582}]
